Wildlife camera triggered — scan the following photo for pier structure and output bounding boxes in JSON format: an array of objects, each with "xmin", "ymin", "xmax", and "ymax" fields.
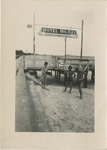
[{"xmin": 24, "ymin": 54, "xmax": 95, "ymax": 87}]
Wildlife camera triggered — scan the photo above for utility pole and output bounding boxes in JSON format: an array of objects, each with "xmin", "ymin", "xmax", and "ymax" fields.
[
  {"xmin": 64, "ymin": 37, "xmax": 67, "ymax": 64},
  {"xmin": 33, "ymin": 13, "xmax": 35, "ymax": 55},
  {"xmin": 80, "ymin": 20, "xmax": 84, "ymax": 61}
]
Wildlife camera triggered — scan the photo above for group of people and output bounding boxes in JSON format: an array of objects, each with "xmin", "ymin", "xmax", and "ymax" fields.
[
  {"xmin": 41, "ymin": 61, "xmax": 89, "ymax": 99},
  {"xmin": 64, "ymin": 63, "xmax": 89, "ymax": 99}
]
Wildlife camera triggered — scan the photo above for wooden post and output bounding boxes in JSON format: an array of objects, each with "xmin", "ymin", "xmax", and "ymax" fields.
[
  {"xmin": 55, "ymin": 70, "xmax": 56, "ymax": 77},
  {"xmin": 84, "ymin": 74, "xmax": 88, "ymax": 88},
  {"xmin": 64, "ymin": 37, "xmax": 67, "ymax": 65},
  {"xmin": 57, "ymin": 70, "xmax": 58, "ymax": 81},
  {"xmin": 51, "ymin": 70, "xmax": 52, "ymax": 76},
  {"xmin": 80, "ymin": 20, "xmax": 84, "ymax": 61},
  {"xmin": 64, "ymin": 72, "xmax": 67, "ymax": 86},
  {"xmin": 59, "ymin": 71, "xmax": 61, "ymax": 82},
  {"xmin": 33, "ymin": 13, "xmax": 35, "ymax": 55}
]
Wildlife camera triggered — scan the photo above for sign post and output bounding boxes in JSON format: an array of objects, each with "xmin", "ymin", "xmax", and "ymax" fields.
[
  {"xmin": 33, "ymin": 13, "xmax": 35, "ymax": 55},
  {"xmin": 80, "ymin": 20, "xmax": 84, "ymax": 61},
  {"xmin": 64, "ymin": 37, "xmax": 67, "ymax": 64}
]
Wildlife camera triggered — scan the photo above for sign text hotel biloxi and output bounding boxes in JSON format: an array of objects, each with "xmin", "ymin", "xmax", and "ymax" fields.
[{"xmin": 39, "ymin": 27, "xmax": 78, "ymax": 38}]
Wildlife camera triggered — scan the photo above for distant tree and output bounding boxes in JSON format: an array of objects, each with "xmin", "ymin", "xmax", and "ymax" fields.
[{"xmin": 16, "ymin": 50, "xmax": 24, "ymax": 58}]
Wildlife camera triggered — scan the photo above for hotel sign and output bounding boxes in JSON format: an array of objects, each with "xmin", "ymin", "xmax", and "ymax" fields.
[{"xmin": 39, "ymin": 27, "xmax": 78, "ymax": 38}]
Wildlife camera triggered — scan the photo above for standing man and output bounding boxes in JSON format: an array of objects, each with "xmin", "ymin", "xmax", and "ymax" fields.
[
  {"xmin": 64, "ymin": 65, "xmax": 76, "ymax": 93},
  {"xmin": 41, "ymin": 62, "xmax": 48, "ymax": 88},
  {"xmin": 77, "ymin": 62, "xmax": 89, "ymax": 99}
]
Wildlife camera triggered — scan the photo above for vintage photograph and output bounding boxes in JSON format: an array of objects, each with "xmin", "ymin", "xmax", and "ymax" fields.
[{"xmin": 15, "ymin": 1, "xmax": 95, "ymax": 132}]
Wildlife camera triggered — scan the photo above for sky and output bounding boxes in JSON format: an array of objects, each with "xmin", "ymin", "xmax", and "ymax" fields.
[{"xmin": 2, "ymin": 0, "xmax": 104, "ymax": 56}]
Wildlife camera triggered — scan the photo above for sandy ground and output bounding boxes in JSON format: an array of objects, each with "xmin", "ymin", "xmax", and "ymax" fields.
[{"xmin": 26, "ymin": 74, "xmax": 94, "ymax": 132}]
